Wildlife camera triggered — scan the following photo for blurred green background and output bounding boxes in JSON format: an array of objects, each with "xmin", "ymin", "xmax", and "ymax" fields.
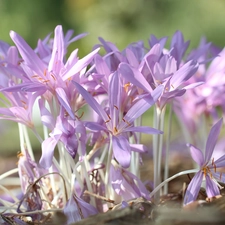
[
  {"xmin": 1, "ymin": 0, "xmax": 225, "ymax": 156},
  {"xmin": 1, "ymin": 0, "xmax": 225, "ymax": 53}
]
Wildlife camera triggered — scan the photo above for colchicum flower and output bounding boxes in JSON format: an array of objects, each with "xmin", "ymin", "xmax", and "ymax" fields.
[
  {"xmin": 184, "ymin": 118, "xmax": 225, "ymax": 205},
  {"xmin": 73, "ymin": 72, "xmax": 163, "ymax": 168}
]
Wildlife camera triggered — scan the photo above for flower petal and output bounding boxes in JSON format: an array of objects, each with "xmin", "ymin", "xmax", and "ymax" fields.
[
  {"xmin": 123, "ymin": 85, "xmax": 163, "ymax": 124},
  {"xmin": 187, "ymin": 144, "xmax": 204, "ymax": 166},
  {"xmin": 205, "ymin": 175, "xmax": 220, "ymax": 198},
  {"xmin": 73, "ymin": 82, "xmax": 108, "ymax": 121},
  {"xmin": 119, "ymin": 62, "xmax": 152, "ymax": 93},
  {"xmin": 183, "ymin": 171, "xmax": 203, "ymax": 205},
  {"xmin": 124, "ymin": 126, "xmax": 163, "ymax": 134},
  {"xmin": 205, "ymin": 118, "xmax": 223, "ymax": 163},
  {"xmin": 10, "ymin": 31, "xmax": 46, "ymax": 76},
  {"xmin": 112, "ymin": 135, "xmax": 131, "ymax": 168}
]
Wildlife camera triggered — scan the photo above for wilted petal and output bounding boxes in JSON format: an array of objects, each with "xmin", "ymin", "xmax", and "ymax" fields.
[
  {"xmin": 183, "ymin": 171, "xmax": 203, "ymax": 205},
  {"xmin": 205, "ymin": 118, "xmax": 223, "ymax": 163}
]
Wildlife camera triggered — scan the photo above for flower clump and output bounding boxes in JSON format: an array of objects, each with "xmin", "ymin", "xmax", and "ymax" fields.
[{"xmin": 0, "ymin": 26, "xmax": 225, "ymax": 224}]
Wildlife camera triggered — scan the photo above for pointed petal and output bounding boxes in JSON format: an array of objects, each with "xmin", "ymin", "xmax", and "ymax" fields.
[
  {"xmin": 119, "ymin": 63, "xmax": 152, "ymax": 93},
  {"xmin": 62, "ymin": 48, "xmax": 100, "ymax": 81},
  {"xmin": 123, "ymin": 85, "xmax": 163, "ymax": 124},
  {"xmin": 84, "ymin": 121, "xmax": 108, "ymax": 133},
  {"xmin": 73, "ymin": 82, "xmax": 108, "ymax": 121},
  {"xmin": 109, "ymin": 72, "xmax": 120, "ymax": 127},
  {"xmin": 170, "ymin": 60, "xmax": 198, "ymax": 89},
  {"xmin": 205, "ymin": 175, "xmax": 220, "ymax": 198},
  {"xmin": 112, "ymin": 135, "xmax": 131, "ymax": 168},
  {"xmin": 48, "ymin": 25, "xmax": 64, "ymax": 73},
  {"xmin": 10, "ymin": 31, "xmax": 46, "ymax": 75},
  {"xmin": 211, "ymin": 171, "xmax": 225, "ymax": 183},
  {"xmin": 183, "ymin": 171, "xmax": 203, "ymax": 205},
  {"xmin": 124, "ymin": 126, "xmax": 163, "ymax": 134},
  {"xmin": 187, "ymin": 144, "xmax": 204, "ymax": 166},
  {"xmin": 55, "ymin": 87, "xmax": 75, "ymax": 120},
  {"xmin": 205, "ymin": 118, "xmax": 223, "ymax": 163},
  {"xmin": 213, "ymin": 154, "xmax": 225, "ymax": 168}
]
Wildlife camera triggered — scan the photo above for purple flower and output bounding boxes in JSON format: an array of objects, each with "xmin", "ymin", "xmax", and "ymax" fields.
[
  {"xmin": 184, "ymin": 118, "xmax": 225, "ymax": 205},
  {"xmin": 73, "ymin": 72, "xmax": 163, "ymax": 168}
]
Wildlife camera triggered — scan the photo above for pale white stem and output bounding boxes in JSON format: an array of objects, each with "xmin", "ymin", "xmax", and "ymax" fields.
[
  {"xmin": 149, "ymin": 169, "xmax": 198, "ymax": 199},
  {"xmin": 0, "ymin": 168, "xmax": 18, "ymax": 180},
  {"xmin": 104, "ymin": 138, "xmax": 113, "ymax": 199},
  {"xmin": 22, "ymin": 124, "xmax": 35, "ymax": 160},
  {"xmin": 164, "ymin": 104, "xmax": 172, "ymax": 194}
]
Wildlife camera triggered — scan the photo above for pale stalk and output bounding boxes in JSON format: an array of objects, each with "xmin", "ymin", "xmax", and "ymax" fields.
[
  {"xmin": 150, "ymin": 169, "xmax": 198, "ymax": 199},
  {"xmin": 163, "ymin": 104, "xmax": 172, "ymax": 194},
  {"xmin": 153, "ymin": 105, "xmax": 166, "ymax": 202},
  {"xmin": 130, "ymin": 116, "xmax": 142, "ymax": 176},
  {"xmin": 104, "ymin": 137, "xmax": 113, "ymax": 199}
]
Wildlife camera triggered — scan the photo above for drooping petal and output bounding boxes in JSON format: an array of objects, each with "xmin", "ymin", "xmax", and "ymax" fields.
[
  {"xmin": 205, "ymin": 175, "xmax": 220, "ymax": 198},
  {"xmin": 38, "ymin": 98, "xmax": 55, "ymax": 130},
  {"xmin": 187, "ymin": 144, "xmax": 204, "ymax": 166},
  {"xmin": 205, "ymin": 118, "xmax": 223, "ymax": 163},
  {"xmin": 112, "ymin": 135, "xmax": 131, "ymax": 168},
  {"xmin": 183, "ymin": 171, "xmax": 203, "ymax": 205},
  {"xmin": 64, "ymin": 195, "xmax": 98, "ymax": 224},
  {"xmin": 39, "ymin": 133, "xmax": 61, "ymax": 169}
]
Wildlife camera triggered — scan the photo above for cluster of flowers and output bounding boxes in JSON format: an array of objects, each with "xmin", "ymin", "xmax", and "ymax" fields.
[{"xmin": 0, "ymin": 25, "xmax": 225, "ymax": 224}]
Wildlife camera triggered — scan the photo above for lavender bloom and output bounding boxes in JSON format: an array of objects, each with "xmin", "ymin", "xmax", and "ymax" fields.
[
  {"xmin": 1, "ymin": 26, "xmax": 99, "ymax": 119},
  {"xmin": 184, "ymin": 118, "xmax": 225, "ymax": 205},
  {"xmin": 119, "ymin": 44, "xmax": 199, "ymax": 110},
  {"xmin": 74, "ymin": 72, "xmax": 163, "ymax": 168}
]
